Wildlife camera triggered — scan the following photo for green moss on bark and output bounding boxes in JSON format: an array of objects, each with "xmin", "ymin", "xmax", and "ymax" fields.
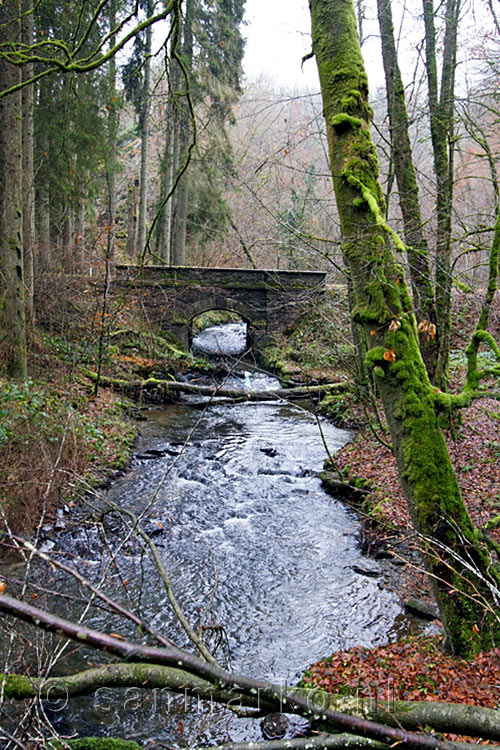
[
  {"xmin": 1, "ymin": 674, "xmax": 35, "ymax": 699},
  {"xmin": 310, "ymin": 0, "xmax": 500, "ymax": 657}
]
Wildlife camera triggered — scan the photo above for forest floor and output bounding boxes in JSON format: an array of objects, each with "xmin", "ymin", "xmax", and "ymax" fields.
[
  {"xmin": 0, "ymin": 273, "xmax": 212, "ymax": 534},
  {"xmin": 311, "ymin": 396, "xmax": 500, "ymax": 730}
]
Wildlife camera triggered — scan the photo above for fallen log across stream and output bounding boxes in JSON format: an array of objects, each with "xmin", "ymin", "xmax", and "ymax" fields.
[
  {"xmin": 3, "ymin": 657, "xmax": 500, "ymax": 743},
  {"xmin": 82, "ymin": 368, "xmax": 350, "ymax": 402}
]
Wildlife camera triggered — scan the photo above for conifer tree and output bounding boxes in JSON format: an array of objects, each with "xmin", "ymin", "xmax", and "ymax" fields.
[
  {"xmin": 0, "ymin": 0, "xmax": 27, "ymax": 380},
  {"xmin": 156, "ymin": 0, "xmax": 246, "ymax": 264}
]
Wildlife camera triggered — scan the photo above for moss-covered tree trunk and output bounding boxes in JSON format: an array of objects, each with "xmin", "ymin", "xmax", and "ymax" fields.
[
  {"xmin": 308, "ymin": 0, "xmax": 500, "ymax": 657},
  {"xmin": 0, "ymin": 0, "xmax": 27, "ymax": 381}
]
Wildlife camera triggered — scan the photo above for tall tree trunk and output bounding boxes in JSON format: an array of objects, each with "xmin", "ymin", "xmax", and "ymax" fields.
[
  {"xmin": 22, "ymin": 0, "xmax": 35, "ymax": 326},
  {"xmin": 376, "ymin": 0, "xmax": 437, "ymax": 377},
  {"xmin": 75, "ymin": 204, "xmax": 86, "ymax": 271},
  {"xmin": 126, "ymin": 180, "xmax": 138, "ymax": 258},
  {"xmin": 171, "ymin": 0, "xmax": 194, "ymax": 266},
  {"xmin": 62, "ymin": 203, "xmax": 74, "ymax": 273},
  {"xmin": 0, "ymin": 0, "xmax": 27, "ymax": 380},
  {"xmin": 156, "ymin": 93, "xmax": 175, "ymax": 264},
  {"xmin": 170, "ymin": 103, "xmax": 182, "ymax": 262},
  {"xmin": 160, "ymin": 122, "xmax": 175, "ymax": 263},
  {"xmin": 422, "ymin": 0, "xmax": 460, "ymax": 388},
  {"xmin": 309, "ymin": 0, "xmax": 500, "ymax": 657},
  {"xmin": 106, "ymin": 0, "xmax": 118, "ymax": 262},
  {"xmin": 172, "ymin": 143, "xmax": 189, "ymax": 265},
  {"xmin": 37, "ymin": 179, "xmax": 51, "ymax": 270},
  {"xmin": 36, "ymin": 78, "xmax": 51, "ymax": 270},
  {"xmin": 137, "ymin": 0, "xmax": 153, "ymax": 262}
]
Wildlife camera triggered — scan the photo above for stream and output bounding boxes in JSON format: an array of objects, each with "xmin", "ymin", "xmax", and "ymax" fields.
[{"xmin": 17, "ymin": 324, "xmax": 423, "ymax": 747}]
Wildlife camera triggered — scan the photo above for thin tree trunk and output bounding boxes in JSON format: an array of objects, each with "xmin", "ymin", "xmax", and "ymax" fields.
[
  {"xmin": 137, "ymin": 0, "xmax": 153, "ymax": 262},
  {"xmin": 37, "ymin": 180, "xmax": 51, "ymax": 270},
  {"xmin": 376, "ymin": 0, "xmax": 437, "ymax": 377},
  {"xmin": 309, "ymin": 0, "xmax": 500, "ymax": 657},
  {"xmin": 0, "ymin": 0, "xmax": 27, "ymax": 380},
  {"xmin": 22, "ymin": 0, "xmax": 35, "ymax": 326},
  {"xmin": 422, "ymin": 0, "xmax": 461, "ymax": 388},
  {"xmin": 170, "ymin": 108, "xmax": 181, "ymax": 261},
  {"xmin": 106, "ymin": 0, "xmax": 118, "ymax": 262},
  {"xmin": 126, "ymin": 180, "xmax": 138, "ymax": 258},
  {"xmin": 157, "ymin": 100, "xmax": 174, "ymax": 263},
  {"xmin": 172, "ymin": 148, "xmax": 189, "ymax": 265},
  {"xmin": 75, "ymin": 204, "xmax": 86, "ymax": 271},
  {"xmin": 36, "ymin": 78, "xmax": 51, "ymax": 270},
  {"xmin": 171, "ymin": 0, "xmax": 194, "ymax": 266},
  {"xmin": 62, "ymin": 203, "xmax": 74, "ymax": 273}
]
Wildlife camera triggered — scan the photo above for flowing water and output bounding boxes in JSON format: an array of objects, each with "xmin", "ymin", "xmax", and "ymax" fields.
[
  {"xmin": 192, "ymin": 321, "xmax": 248, "ymax": 357},
  {"xmin": 16, "ymin": 325, "xmax": 420, "ymax": 746}
]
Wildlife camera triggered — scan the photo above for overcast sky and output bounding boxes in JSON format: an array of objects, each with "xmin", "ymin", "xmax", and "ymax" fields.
[
  {"xmin": 242, "ymin": 0, "xmax": 320, "ymax": 90},
  {"xmin": 242, "ymin": 0, "xmax": 386, "ymax": 92}
]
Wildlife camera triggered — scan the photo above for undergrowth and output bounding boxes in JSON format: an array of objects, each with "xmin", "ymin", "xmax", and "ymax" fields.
[
  {"xmin": 260, "ymin": 287, "xmax": 356, "ymax": 383},
  {"xmin": 0, "ymin": 378, "xmax": 137, "ymax": 533},
  {"xmin": 1, "ymin": 272, "xmax": 209, "ymax": 535}
]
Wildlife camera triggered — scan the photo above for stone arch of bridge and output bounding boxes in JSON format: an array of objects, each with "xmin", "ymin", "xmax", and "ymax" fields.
[{"xmin": 185, "ymin": 294, "xmax": 263, "ymax": 350}]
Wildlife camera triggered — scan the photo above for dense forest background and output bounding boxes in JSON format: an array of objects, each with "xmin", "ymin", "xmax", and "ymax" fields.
[{"xmin": 3, "ymin": 0, "xmax": 499, "ymax": 282}]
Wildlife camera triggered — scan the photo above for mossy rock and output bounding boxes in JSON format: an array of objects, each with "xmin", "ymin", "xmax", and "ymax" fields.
[{"xmin": 51, "ymin": 739, "xmax": 142, "ymax": 750}]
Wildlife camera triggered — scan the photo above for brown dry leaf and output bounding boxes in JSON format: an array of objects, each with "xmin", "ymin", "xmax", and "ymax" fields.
[{"xmin": 418, "ymin": 319, "xmax": 429, "ymax": 333}]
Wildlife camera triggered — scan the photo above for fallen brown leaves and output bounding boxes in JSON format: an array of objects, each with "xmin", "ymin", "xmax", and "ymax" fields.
[
  {"xmin": 319, "ymin": 390, "xmax": 500, "ymax": 732},
  {"xmin": 303, "ymin": 635, "xmax": 500, "ymax": 708}
]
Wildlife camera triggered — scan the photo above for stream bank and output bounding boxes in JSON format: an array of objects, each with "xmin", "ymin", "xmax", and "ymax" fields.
[
  {"xmin": 0, "ymin": 321, "xmax": 440, "ymax": 749},
  {"xmin": 47, "ymin": 398, "xmax": 425, "ymax": 746}
]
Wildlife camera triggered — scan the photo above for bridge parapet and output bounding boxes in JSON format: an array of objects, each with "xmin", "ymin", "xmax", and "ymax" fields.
[{"xmin": 114, "ymin": 264, "xmax": 326, "ymax": 291}]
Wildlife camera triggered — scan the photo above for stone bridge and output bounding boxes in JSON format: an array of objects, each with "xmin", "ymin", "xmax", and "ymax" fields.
[{"xmin": 113, "ymin": 265, "xmax": 326, "ymax": 349}]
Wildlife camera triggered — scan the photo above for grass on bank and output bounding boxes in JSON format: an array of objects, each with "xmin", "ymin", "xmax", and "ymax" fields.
[{"xmin": 0, "ymin": 376, "xmax": 137, "ymax": 533}]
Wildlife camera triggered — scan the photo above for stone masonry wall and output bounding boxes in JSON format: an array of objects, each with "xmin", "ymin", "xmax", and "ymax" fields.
[{"xmin": 112, "ymin": 265, "xmax": 326, "ymax": 347}]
